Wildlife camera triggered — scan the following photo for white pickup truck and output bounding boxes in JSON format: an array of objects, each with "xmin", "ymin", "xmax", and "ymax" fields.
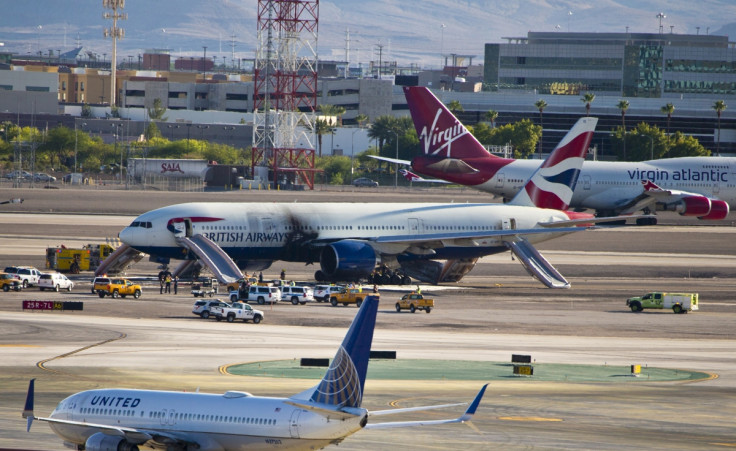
[{"xmin": 211, "ymin": 302, "xmax": 264, "ymax": 323}]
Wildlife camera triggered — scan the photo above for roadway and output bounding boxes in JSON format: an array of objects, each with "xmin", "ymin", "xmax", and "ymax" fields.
[{"xmin": 1, "ymin": 186, "xmax": 735, "ymax": 450}]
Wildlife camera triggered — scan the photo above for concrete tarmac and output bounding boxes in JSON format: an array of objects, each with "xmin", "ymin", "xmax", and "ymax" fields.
[{"xmin": 1, "ymin": 186, "xmax": 735, "ymax": 450}]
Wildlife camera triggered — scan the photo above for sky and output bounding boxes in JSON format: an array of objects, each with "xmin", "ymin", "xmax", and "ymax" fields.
[{"xmin": 1, "ymin": 1, "xmax": 734, "ymax": 68}]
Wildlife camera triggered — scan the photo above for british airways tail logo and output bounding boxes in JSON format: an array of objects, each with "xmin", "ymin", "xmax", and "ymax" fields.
[{"xmin": 419, "ymin": 109, "xmax": 469, "ymax": 157}]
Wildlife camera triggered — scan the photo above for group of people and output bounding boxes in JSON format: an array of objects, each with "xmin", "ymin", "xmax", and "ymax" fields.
[{"xmin": 157, "ymin": 269, "xmax": 178, "ymax": 294}]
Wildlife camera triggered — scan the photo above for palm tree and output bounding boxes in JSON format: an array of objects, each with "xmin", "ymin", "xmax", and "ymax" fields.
[
  {"xmin": 484, "ymin": 110, "xmax": 498, "ymax": 128},
  {"xmin": 314, "ymin": 119, "xmax": 334, "ymax": 157},
  {"xmin": 534, "ymin": 100, "xmax": 548, "ymax": 158},
  {"xmin": 354, "ymin": 114, "xmax": 369, "ymax": 128},
  {"xmin": 713, "ymin": 100, "xmax": 727, "ymax": 156},
  {"xmin": 367, "ymin": 116, "xmax": 396, "ymax": 173},
  {"xmin": 581, "ymin": 93, "xmax": 596, "ymax": 116},
  {"xmin": 617, "ymin": 99, "xmax": 630, "ymax": 160},
  {"xmin": 319, "ymin": 104, "xmax": 346, "ymax": 127},
  {"xmin": 661, "ymin": 102, "xmax": 675, "ymax": 140},
  {"xmin": 447, "ymin": 100, "xmax": 464, "ymax": 114}
]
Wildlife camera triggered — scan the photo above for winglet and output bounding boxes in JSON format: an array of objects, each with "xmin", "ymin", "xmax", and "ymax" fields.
[
  {"xmin": 457, "ymin": 383, "xmax": 488, "ymax": 422},
  {"xmin": 308, "ymin": 296, "xmax": 379, "ymax": 408},
  {"xmin": 23, "ymin": 379, "xmax": 35, "ymax": 432}
]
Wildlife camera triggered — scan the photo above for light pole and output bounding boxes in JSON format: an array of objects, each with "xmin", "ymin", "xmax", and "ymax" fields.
[
  {"xmin": 111, "ymin": 122, "xmax": 123, "ymax": 183},
  {"xmin": 74, "ymin": 121, "xmax": 86, "ymax": 173},
  {"xmin": 644, "ymin": 134, "xmax": 654, "ymax": 160},
  {"xmin": 350, "ymin": 127, "xmax": 362, "ymax": 184},
  {"xmin": 390, "ymin": 130, "xmax": 399, "ymax": 188},
  {"xmin": 440, "ymin": 24, "xmax": 446, "ymax": 69}
]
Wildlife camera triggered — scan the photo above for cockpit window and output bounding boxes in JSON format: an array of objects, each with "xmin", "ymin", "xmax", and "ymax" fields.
[{"xmin": 130, "ymin": 221, "xmax": 140, "ymax": 227}]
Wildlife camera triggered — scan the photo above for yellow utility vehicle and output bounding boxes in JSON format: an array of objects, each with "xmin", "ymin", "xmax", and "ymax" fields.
[{"xmin": 395, "ymin": 292, "xmax": 434, "ymax": 313}]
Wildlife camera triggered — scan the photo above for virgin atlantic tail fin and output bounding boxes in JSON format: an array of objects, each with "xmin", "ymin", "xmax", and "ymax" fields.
[
  {"xmin": 509, "ymin": 117, "xmax": 598, "ymax": 210},
  {"xmin": 404, "ymin": 86, "xmax": 493, "ymax": 160}
]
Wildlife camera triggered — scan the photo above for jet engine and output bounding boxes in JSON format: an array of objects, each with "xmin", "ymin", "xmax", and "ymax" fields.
[
  {"xmin": 85, "ymin": 432, "xmax": 140, "ymax": 451},
  {"xmin": 675, "ymin": 196, "xmax": 711, "ymax": 216},
  {"xmin": 699, "ymin": 199, "xmax": 730, "ymax": 220},
  {"xmin": 319, "ymin": 240, "xmax": 377, "ymax": 281}
]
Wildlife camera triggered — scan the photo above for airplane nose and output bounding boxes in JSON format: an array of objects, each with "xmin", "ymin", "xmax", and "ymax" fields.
[{"xmin": 118, "ymin": 226, "xmax": 133, "ymax": 245}]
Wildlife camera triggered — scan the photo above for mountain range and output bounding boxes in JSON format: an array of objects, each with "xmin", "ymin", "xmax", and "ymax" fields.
[{"xmin": 2, "ymin": 1, "xmax": 735, "ymax": 68}]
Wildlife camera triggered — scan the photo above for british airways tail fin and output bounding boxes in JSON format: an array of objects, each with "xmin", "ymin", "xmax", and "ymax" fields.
[
  {"xmin": 404, "ymin": 86, "xmax": 493, "ymax": 160},
  {"xmin": 300, "ymin": 295, "xmax": 379, "ymax": 409},
  {"xmin": 509, "ymin": 117, "xmax": 597, "ymax": 210}
]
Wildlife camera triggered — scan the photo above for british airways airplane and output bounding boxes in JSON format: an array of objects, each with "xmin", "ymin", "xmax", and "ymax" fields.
[
  {"xmin": 398, "ymin": 86, "xmax": 734, "ymax": 224},
  {"xmin": 23, "ymin": 297, "xmax": 488, "ymax": 451},
  {"xmin": 107, "ymin": 116, "xmax": 626, "ymax": 289}
]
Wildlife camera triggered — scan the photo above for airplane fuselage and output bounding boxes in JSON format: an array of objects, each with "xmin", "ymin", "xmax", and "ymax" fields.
[
  {"xmin": 414, "ymin": 156, "xmax": 736, "ymax": 214},
  {"xmin": 49, "ymin": 388, "xmax": 364, "ymax": 451},
  {"xmin": 119, "ymin": 202, "xmax": 576, "ymax": 266}
]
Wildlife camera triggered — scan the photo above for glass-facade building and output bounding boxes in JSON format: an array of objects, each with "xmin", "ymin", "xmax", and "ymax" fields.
[{"xmin": 484, "ymin": 32, "xmax": 736, "ymax": 98}]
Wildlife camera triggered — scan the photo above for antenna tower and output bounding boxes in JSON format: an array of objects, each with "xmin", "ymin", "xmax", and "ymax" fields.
[
  {"xmin": 253, "ymin": 0, "xmax": 319, "ymax": 189},
  {"xmin": 103, "ymin": 0, "xmax": 127, "ymax": 106}
]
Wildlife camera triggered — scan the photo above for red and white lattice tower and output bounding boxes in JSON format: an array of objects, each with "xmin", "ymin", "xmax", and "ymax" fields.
[{"xmin": 253, "ymin": 0, "xmax": 319, "ymax": 189}]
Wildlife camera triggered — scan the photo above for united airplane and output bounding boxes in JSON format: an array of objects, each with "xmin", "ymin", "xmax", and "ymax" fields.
[
  {"xmin": 106, "ymin": 115, "xmax": 623, "ymax": 289},
  {"xmin": 397, "ymin": 86, "xmax": 734, "ymax": 224},
  {"xmin": 23, "ymin": 297, "xmax": 488, "ymax": 450}
]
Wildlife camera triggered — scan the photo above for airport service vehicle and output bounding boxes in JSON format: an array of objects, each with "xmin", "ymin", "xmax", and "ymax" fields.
[
  {"xmin": 95, "ymin": 278, "xmax": 142, "ymax": 299},
  {"xmin": 24, "ymin": 297, "xmax": 487, "ymax": 450},
  {"xmin": 0, "ymin": 272, "xmax": 22, "ymax": 292},
  {"xmin": 191, "ymin": 277, "xmax": 218, "ymax": 297},
  {"xmin": 626, "ymin": 292, "xmax": 699, "ymax": 314},
  {"xmin": 211, "ymin": 301, "xmax": 264, "ymax": 323},
  {"xmin": 45, "ymin": 244, "xmax": 115, "ymax": 273},
  {"xmin": 3, "ymin": 266, "xmax": 41, "ymax": 288},
  {"xmin": 192, "ymin": 299, "xmax": 230, "ymax": 319},
  {"xmin": 330, "ymin": 288, "xmax": 372, "ymax": 307},
  {"xmin": 388, "ymin": 86, "xmax": 734, "ymax": 224},
  {"xmin": 38, "ymin": 273, "xmax": 74, "ymax": 292},
  {"xmin": 281, "ymin": 285, "xmax": 315, "ymax": 304},
  {"xmin": 395, "ymin": 292, "xmax": 434, "ymax": 313},
  {"xmin": 314, "ymin": 284, "xmax": 344, "ymax": 302},
  {"xmin": 229, "ymin": 285, "xmax": 281, "ymax": 305}
]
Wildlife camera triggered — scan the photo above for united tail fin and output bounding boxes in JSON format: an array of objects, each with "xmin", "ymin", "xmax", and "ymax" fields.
[
  {"xmin": 296, "ymin": 296, "xmax": 379, "ymax": 408},
  {"xmin": 509, "ymin": 117, "xmax": 597, "ymax": 209},
  {"xmin": 404, "ymin": 86, "xmax": 492, "ymax": 160}
]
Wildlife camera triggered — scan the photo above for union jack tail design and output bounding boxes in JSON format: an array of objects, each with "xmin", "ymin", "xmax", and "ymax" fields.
[
  {"xmin": 509, "ymin": 117, "xmax": 598, "ymax": 210},
  {"xmin": 403, "ymin": 86, "xmax": 492, "ymax": 159}
]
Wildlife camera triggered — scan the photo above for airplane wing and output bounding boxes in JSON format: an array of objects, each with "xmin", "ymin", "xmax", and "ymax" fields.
[
  {"xmin": 616, "ymin": 180, "xmax": 729, "ymax": 220},
  {"xmin": 368, "ymin": 155, "xmax": 411, "ymax": 165},
  {"xmin": 537, "ymin": 214, "xmax": 655, "ymax": 228},
  {"xmin": 364, "ymin": 384, "xmax": 487, "ymax": 429}
]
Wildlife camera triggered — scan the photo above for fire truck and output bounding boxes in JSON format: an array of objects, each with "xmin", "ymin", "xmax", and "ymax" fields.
[{"xmin": 45, "ymin": 244, "xmax": 116, "ymax": 273}]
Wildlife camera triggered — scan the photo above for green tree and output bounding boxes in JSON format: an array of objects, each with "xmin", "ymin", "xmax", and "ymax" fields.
[
  {"xmin": 355, "ymin": 114, "xmax": 369, "ymax": 128},
  {"xmin": 534, "ymin": 99, "xmax": 547, "ymax": 158},
  {"xmin": 147, "ymin": 98, "xmax": 168, "ymax": 121},
  {"xmin": 484, "ymin": 109, "xmax": 498, "ymax": 128},
  {"xmin": 145, "ymin": 121, "xmax": 162, "ymax": 140},
  {"xmin": 660, "ymin": 102, "xmax": 675, "ymax": 139},
  {"xmin": 81, "ymin": 103, "xmax": 92, "ymax": 118},
  {"xmin": 314, "ymin": 118, "xmax": 334, "ymax": 158},
  {"xmin": 316, "ymin": 155, "xmax": 351, "ymax": 185},
  {"xmin": 713, "ymin": 100, "xmax": 727, "ymax": 156},
  {"xmin": 581, "ymin": 92, "xmax": 596, "ymax": 116},
  {"xmin": 319, "ymin": 104, "xmax": 346, "ymax": 126},
  {"xmin": 667, "ymin": 132, "xmax": 710, "ymax": 158},
  {"xmin": 472, "ymin": 119, "xmax": 541, "ymax": 159},
  {"xmin": 617, "ymin": 99, "xmax": 630, "ymax": 159},
  {"xmin": 447, "ymin": 100, "xmax": 464, "ymax": 114}
]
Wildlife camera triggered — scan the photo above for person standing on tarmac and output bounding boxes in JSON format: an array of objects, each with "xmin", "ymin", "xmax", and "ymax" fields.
[
  {"xmin": 165, "ymin": 274, "xmax": 172, "ymax": 293},
  {"xmin": 173, "ymin": 276, "xmax": 178, "ymax": 295}
]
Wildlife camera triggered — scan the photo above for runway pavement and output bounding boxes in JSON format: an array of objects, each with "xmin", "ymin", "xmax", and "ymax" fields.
[{"xmin": 1, "ymin": 186, "xmax": 735, "ymax": 450}]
